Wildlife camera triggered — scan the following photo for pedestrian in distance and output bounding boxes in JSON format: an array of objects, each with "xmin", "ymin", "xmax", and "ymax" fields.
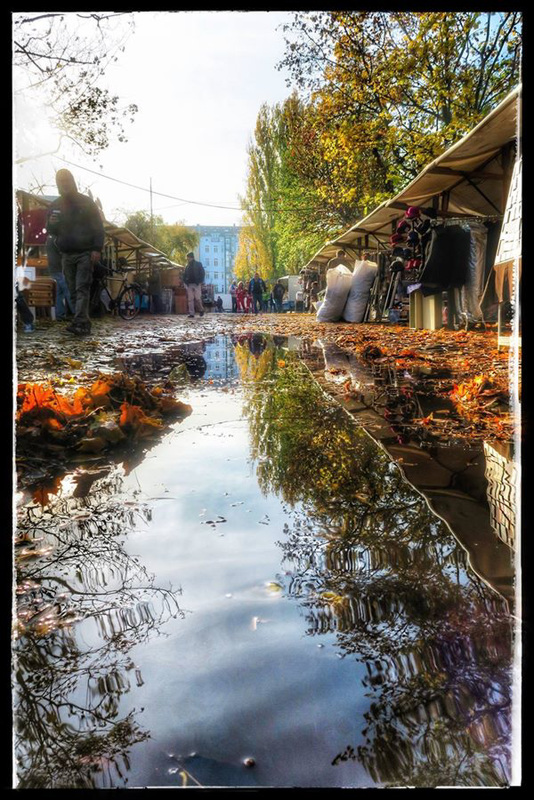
[
  {"xmin": 183, "ymin": 251, "xmax": 205, "ymax": 318},
  {"xmin": 249, "ymin": 272, "xmax": 266, "ymax": 315},
  {"xmin": 235, "ymin": 281, "xmax": 247, "ymax": 312},
  {"xmin": 229, "ymin": 279, "xmax": 238, "ymax": 312},
  {"xmin": 272, "ymin": 279, "xmax": 285, "ymax": 313},
  {"xmin": 46, "ymin": 169, "xmax": 105, "ymax": 335},
  {"xmin": 327, "ymin": 248, "xmax": 352, "ymax": 270}
]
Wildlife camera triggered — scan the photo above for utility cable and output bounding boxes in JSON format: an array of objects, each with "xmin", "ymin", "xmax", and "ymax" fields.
[
  {"xmin": 54, "ymin": 156, "xmax": 244, "ymax": 211},
  {"xmin": 52, "ymin": 155, "xmax": 342, "ymax": 215}
]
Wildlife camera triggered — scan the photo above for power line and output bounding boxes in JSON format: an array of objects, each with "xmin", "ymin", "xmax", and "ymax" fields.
[
  {"xmin": 52, "ymin": 155, "xmax": 342, "ymax": 215},
  {"xmin": 54, "ymin": 156, "xmax": 244, "ymax": 211}
]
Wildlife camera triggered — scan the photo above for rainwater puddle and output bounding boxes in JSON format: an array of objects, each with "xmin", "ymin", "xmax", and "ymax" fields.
[{"xmin": 13, "ymin": 334, "xmax": 516, "ymax": 788}]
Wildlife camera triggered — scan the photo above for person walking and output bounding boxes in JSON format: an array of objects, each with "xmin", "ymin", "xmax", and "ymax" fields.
[
  {"xmin": 183, "ymin": 251, "xmax": 205, "ymax": 318},
  {"xmin": 229, "ymin": 279, "xmax": 238, "ymax": 312},
  {"xmin": 46, "ymin": 169, "xmax": 105, "ymax": 335},
  {"xmin": 272, "ymin": 279, "xmax": 285, "ymax": 313},
  {"xmin": 248, "ymin": 272, "xmax": 266, "ymax": 315}
]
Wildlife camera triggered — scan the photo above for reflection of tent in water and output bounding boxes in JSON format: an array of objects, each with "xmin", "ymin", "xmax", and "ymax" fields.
[
  {"xmin": 171, "ymin": 342, "xmax": 207, "ymax": 381},
  {"xmin": 181, "ymin": 352, "xmax": 207, "ymax": 380},
  {"xmin": 483, "ymin": 440, "xmax": 517, "ymax": 550}
]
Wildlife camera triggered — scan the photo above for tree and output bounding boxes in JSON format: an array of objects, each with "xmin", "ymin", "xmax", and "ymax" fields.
[
  {"xmin": 237, "ymin": 103, "xmax": 285, "ymax": 280},
  {"xmin": 278, "ymin": 11, "xmax": 522, "ymax": 207},
  {"xmin": 13, "ymin": 12, "xmax": 138, "ymax": 162},
  {"xmin": 121, "ymin": 210, "xmax": 198, "ymax": 263},
  {"xmin": 238, "ymin": 96, "xmax": 345, "ymax": 279}
]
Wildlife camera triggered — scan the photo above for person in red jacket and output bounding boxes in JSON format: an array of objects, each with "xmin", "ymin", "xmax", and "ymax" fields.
[{"xmin": 236, "ymin": 281, "xmax": 247, "ymax": 313}]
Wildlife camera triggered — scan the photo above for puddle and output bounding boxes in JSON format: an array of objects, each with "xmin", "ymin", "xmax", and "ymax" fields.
[
  {"xmin": 13, "ymin": 334, "xmax": 516, "ymax": 788},
  {"xmin": 300, "ymin": 339, "xmax": 517, "ymax": 603}
]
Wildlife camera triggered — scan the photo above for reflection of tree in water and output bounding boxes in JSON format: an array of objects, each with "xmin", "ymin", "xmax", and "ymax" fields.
[
  {"xmin": 14, "ymin": 468, "xmax": 183, "ymax": 789},
  {"xmin": 241, "ymin": 349, "xmax": 513, "ymax": 787}
]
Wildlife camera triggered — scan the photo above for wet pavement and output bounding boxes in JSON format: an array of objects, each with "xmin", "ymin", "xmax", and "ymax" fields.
[{"xmin": 13, "ymin": 319, "xmax": 519, "ymax": 788}]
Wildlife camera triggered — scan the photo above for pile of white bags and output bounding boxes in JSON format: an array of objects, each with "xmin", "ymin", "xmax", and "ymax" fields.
[
  {"xmin": 316, "ymin": 259, "xmax": 377, "ymax": 323},
  {"xmin": 316, "ymin": 264, "xmax": 353, "ymax": 322},
  {"xmin": 342, "ymin": 259, "xmax": 378, "ymax": 323}
]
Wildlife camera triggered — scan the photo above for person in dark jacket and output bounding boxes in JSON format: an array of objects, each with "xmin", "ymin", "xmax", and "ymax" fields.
[
  {"xmin": 183, "ymin": 252, "xmax": 205, "ymax": 318},
  {"xmin": 272, "ymin": 280, "xmax": 285, "ymax": 313},
  {"xmin": 248, "ymin": 272, "xmax": 266, "ymax": 314},
  {"xmin": 46, "ymin": 169, "xmax": 105, "ymax": 335}
]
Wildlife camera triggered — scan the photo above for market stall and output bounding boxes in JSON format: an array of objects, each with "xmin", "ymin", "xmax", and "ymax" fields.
[
  {"xmin": 15, "ymin": 190, "xmax": 186, "ymax": 315},
  {"xmin": 303, "ymin": 85, "xmax": 521, "ymax": 332}
]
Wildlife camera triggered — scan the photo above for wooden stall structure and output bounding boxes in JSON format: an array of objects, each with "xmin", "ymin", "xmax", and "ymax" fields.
[{"xmin": 15, "ymin": 190, "xmax": 187, "ymax": 313}]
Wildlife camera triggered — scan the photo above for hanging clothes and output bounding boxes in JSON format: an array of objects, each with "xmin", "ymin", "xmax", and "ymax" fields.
[{"xmin": 419, "ymin": 224, "xmax": 472, "ymax": 292}]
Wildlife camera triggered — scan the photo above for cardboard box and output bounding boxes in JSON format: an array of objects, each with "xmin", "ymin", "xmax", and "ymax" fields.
[{"xmin": 174, "ymin": 295, "xmax": 188, "ymax": 314}]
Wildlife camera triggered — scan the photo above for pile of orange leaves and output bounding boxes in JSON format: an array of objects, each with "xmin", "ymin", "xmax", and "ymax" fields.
[{"xmin": 17, "ymin": 372, "xmax": 192, "ymax": 452}]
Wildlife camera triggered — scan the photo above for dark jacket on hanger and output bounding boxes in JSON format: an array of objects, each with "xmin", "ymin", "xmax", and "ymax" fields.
[{"xmin": 420, "ymin": 224, "xmax": 471, "ymax": 291}]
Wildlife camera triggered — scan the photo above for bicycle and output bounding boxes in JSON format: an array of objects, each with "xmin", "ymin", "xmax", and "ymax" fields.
[{"xmin": 90, "ymin": 263, "xmax": 146, "ymax": 320}]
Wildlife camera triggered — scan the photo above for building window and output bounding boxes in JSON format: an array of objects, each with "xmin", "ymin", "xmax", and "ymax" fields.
[
  {"xmin": 214, "ymin": 272, "xmax": 219, "ymax": 278},
  {"xmin": 214, "ymin": 246, "xmax": 218, "ymax": 252},
  {"xmin": 205, "ymin": 245, "xmax": 210, "ymax": 252},
  {"xmin": 205, "ymin": 258, "xmax": 210, "ymax": 266},
  {"xmin": 214, "ymin": 259, "xmax": 219, "ymax": 266}
]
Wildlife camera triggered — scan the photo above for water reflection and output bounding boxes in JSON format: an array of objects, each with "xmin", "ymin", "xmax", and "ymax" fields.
[
  {"xmin": 14, "ymin": 468, "xmax": 183, "ymax": 789},
  {"xmin": 14, "ymin": 333, "xmax": 515, "ymax": 789},
  {"xmin": 236, "ymin": 339, "xmax": 513, "ymax": 787},
  {"xmin": 483, "ymin": 441, "xmax": 517, "ymax": 550},
  {"xmin": 299, "ymin": 339, "xmax": 515, "ymax": 602},
  {"xmin": 116, "ymin": 336, "xmax": 239, "ymax": 385}
]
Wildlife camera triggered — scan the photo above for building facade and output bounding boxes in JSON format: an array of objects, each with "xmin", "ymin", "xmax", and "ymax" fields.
[{"xmin": 193, "ymin": 225, "xmax": 241, "ymax": 294}]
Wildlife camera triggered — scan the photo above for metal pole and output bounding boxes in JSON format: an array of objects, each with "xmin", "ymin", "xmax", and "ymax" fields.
[{"xmin": 150, "ymin": 177, "xmax": 154, "ymax": 239}]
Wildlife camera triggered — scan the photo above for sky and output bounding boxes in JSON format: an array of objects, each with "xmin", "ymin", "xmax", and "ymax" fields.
[{"xmin": 14, "ymin": 10, "xmax": 297, "ymax": 228}]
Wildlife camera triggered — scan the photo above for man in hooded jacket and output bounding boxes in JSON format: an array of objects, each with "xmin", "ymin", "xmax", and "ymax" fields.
[{"xmin": 46, "ymin": 169, "xmax": 105, "ymax": 335}]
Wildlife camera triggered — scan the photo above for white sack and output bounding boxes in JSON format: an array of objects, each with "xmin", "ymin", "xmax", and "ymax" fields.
[
  {"xmin": 316, "ymin": 264, "xmax": 352, "ymax": 322},
  {"xmin": 342, "ymin": 260, "xmax": 378, "ymax": 323}
]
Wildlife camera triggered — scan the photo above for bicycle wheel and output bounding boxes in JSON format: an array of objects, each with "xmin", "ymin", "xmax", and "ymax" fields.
[{"xmin": 117, "ymin": 285, "xmax": 141, "ymax": 320}]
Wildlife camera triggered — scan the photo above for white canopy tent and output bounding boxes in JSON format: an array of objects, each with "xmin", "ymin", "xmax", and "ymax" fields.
[{"xmin": 304, "ymin": 86, "xmax": 521, "ymax": 271}]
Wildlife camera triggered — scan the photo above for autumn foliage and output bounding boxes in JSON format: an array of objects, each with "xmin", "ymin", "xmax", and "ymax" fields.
[{"xmin": 16, "ymin": 373, "xmax": 192, "ymax": 457}]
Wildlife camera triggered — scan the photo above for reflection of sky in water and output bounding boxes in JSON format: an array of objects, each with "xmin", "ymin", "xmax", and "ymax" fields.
[
  {"xmin": 111, "ymin": 388, "xmax": 372, "ymax": 788},
  {"xmin": 14, "ymin": 336, "xmax": 514, "ymax": 789}
]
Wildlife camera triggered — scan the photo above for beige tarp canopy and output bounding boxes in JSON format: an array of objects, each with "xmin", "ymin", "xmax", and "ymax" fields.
[
  {"xmin": 304, "ymin": 85, "xmax": 521, "ymax": 270},
  {"xmin": 102, "ymin": 223, "xmax": 183, "ymax": 272}
]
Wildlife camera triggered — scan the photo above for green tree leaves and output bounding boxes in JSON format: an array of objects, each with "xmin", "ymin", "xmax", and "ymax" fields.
[{"xmin": 121, "ymin": 210, "xmax": 198, "ymax": 263}]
